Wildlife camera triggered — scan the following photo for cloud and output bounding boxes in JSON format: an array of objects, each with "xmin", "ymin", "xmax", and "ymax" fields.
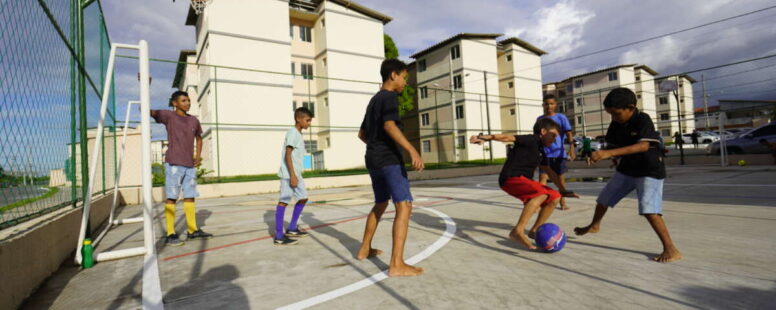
[{"xmin": 504, "ymin": 0, "xmax": 595, "ymax": 60}]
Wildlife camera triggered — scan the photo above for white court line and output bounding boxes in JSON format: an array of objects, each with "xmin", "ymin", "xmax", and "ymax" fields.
[
  {"xmin": 142, "ymin": 252, "xmax": 164, "ymax": 310},
  {"xmin": 276, "ymin": 207, "xmax": 457, "ymax": 310}
]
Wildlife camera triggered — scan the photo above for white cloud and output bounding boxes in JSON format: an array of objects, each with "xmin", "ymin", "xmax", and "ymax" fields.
[{"xmin": 505, "ymin": 0, "xmax": 594, "ymax": 59}]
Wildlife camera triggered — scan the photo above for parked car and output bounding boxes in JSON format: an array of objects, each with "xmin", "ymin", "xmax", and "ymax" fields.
[
  {"xmin": 707, "ymin": 122, "xmax": 776, "ymax": 154},
  {"xmin": 712, "ymin": 130, "xmax": 737, "ymax": 140},
  {"xmin": 572, "ymin": 136, "xmax": 603, "ymax": 155},
  {"xmin": 681, "ymin": 132, "xmax": 719, "ymax": 144}
]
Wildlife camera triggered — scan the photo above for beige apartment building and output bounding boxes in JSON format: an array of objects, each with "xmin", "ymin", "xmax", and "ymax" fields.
[
  {"xmin": 497, "ymin": 37, "xmax": 546, "ymax": 136},
  {"xmin": 544, "ymin": 65, "xmax": 695, "ymax": 139},
  {"xmin": 175, "ymin": 0, "xmax": 390, "ymax": 177}
]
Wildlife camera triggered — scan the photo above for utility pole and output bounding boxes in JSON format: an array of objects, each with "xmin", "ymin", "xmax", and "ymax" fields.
[
  {"xmin": 483, "ymin": 71, "xmax": 493, "ymax": 161},
  {"xmin": 701, "ymin": 73, "xmax": 710, "ymax": 130},
  {"xmin": 674, "ymin": 76, "xmax": 685, "ymax": 165},
  {"xmin": 448, "ymin": 53, "xmax": 458, "ymax": 161}
]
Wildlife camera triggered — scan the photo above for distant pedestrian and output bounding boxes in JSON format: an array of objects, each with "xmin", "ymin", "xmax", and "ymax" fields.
[
  {"xmin": 691, "ymin": 130, "xmax": 699, "ymax": 149},
  {"xmin": 673, "ymin": 132, "xmax": 682, "ymax": 150}
]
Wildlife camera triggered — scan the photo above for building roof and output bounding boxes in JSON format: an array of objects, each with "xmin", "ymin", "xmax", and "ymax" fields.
[
  {"xmin": 655, "ymin": 73, "xmax": 697, "ymax": 84},
  {"xmin": 634, "ymin": 65, "xmax": 658, "ymax": 76},
  {"xmin": 172, "ymin": 50, "xmax": 196, "ymax": 88},
  {"xmin": 186, "ymin": 0, "xmax": 392, "ymax": 25},
  {"xmin": 410, "ymin": 33, "xmax": 503, "ymax": 59},
  {"xmin": 498, "ymin": 37, "xmax": 547, "ymax": 56},
  {"xmin": 564, "ymin": 64, "xmax": 639, "ymax": 81}
]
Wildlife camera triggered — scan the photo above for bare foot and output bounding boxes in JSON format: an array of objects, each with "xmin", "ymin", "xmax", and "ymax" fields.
[
  {"xmin": 527, "ymin": 230, "xmax": 536, "ymax": 239},
  {"xmin": 388, "ymin": 264, "xmax": 424, "ymax": 277},
  {"xmin": 574, "ymin": 224, "xmax": 599, "ymax": 236},
  {"xmin": 509, "ymin": 230, "xmax": 537, "ymax": 250},
  {"xmin": 356, "ymin": 247, "xmax": 383, "ymax": 260},
  {"xmin": 652, "ymin": 249, "xmax": 683, "ymax": 263},
  {"xmin": 560, "ymin": 204, "xmax": 570, "ymax": 211}
]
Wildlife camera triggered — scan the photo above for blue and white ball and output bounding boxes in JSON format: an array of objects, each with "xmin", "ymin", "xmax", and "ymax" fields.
[{"xmin": 535, "ymin": 223, "xmax": 567, "ymax": 253}]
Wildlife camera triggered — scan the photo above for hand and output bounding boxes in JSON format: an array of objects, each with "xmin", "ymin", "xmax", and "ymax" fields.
[
  {"xmin": 568, "ymin": 150, "xmax": 577, "ymax": 161},
  {"xmin": 609, "ymin": 158, "xmax": 619, "ymax": 169},
  {"xmin": 590, "ymin": 150, "xmax": 611, "ymax": 162},
  {"xmin": 410, "ymin": 151, "xmax": 424, "ymax": 172},
  {"xmin": 194, "ymin": 156, "xmax": 202, "ymax": 167},
  {"xmin": 290, "ymin": 175, "xmax": 299, "ymax": 188},
  {"xmin": 469, "ymin": 135, "xmax": 484, "ymax": 145},
  {"xmin": 560, "ymin": 190, "xmax": 579, "ymax": 198}
]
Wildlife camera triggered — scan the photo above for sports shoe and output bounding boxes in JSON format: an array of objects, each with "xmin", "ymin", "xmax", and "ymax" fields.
[
  {"xmin": 285, "ymin": 229, "xmax": 309, "ymax": 238},
  {"xmin": 165, "ymin": 234, "xmax": 184, "ymax": 246},
  {"xmin": 187, "ymin": 229, "xmax": 213, "ymax": 240},
  {"xmin": 273, "ymin": 237, "xmax": 299, "ymax": 246}
]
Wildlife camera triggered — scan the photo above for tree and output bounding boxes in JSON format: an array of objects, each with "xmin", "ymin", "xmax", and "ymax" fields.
[{"xmin": 384, "ymin": 34, "xmax": 415, "ymax": 116}]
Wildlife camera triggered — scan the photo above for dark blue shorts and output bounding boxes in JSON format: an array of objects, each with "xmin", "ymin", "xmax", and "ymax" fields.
[
  {"xmin": 539, "ymin": 157, "xmax": 568, "ymax": 175},
  {"xmin": 368, "ymin": 164, "xmax": 413, "ymax": 203}
]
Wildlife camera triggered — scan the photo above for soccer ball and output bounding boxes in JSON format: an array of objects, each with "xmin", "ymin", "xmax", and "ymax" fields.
[
  {"xmin": 535, "ymin": 223, "xmax": 567, "ymax": 253},
  {"xmin": 737, "ymin": 160, "xmax": 747, "ymax": 166}
]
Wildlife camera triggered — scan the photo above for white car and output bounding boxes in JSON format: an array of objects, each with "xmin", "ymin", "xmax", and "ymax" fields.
[{"xmin": 681, "ymin": 132, "xmax": 719, "ymax": 144}]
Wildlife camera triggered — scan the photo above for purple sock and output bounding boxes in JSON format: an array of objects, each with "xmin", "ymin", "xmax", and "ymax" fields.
[
  {"xmin": 287, "ymin": 201, "xmax": 306, "ymax": 231},
  {"xmin": 275, "ymin": 205, "xmax": 286, "ymax": 239}
]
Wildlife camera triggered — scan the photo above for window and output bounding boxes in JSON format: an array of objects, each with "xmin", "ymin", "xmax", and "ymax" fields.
[
  {"xmin": 506, "ymin": 55, "xmax": 512, "ymax": 61},
  {"xmin": 659, "ymin": 96, "xmax": 669, "ymax": 105},
  {"xmin": 453, "ymin": 75, "xmax": 462, "ymax": 89},
  {"xmin": 326, "ymin": 137, "xmax": 330, "ymax": 147},
  {"xmin": 323, "ymin": 58, "xmax": 327, "ymax": 67},
  {"xmin": 457, "ymin": 136, "xmax": 466, "ymax": 149},
  {"xmin": 291, "ymin": 62, "xmax": 295, "ymax": 75},
  {"xmin": 608, "ymin": 72, "xmax": 618, "ymax": 81},
  {"xmin": 321, "ymin": 18, "xmax": 325, "ymax": 27},
  {"xmin": 680, "ymin": 99, "xmax": 684, "ymax": 103},
  {"xmin": 325, "ymin": 97, "xmax": 328, "ymax": 107},
  {"xmin": 420, "ymin": 86, "xmax": 428, "ymax": 99},
  {"xmin": 293, "ymin": 101, "xmax": 297, "ymax": 110},
  {"xmin": 566, "ymin": 85, "xmax": 573, "ymax": 93},
  {"xmin": 304, "ymin": 140, "xmax": 318, "ymax": 152},
  {"xmin": 509, "ymin": 108, "xmax": 515, "ymax": 115},
  {"xmin": 660, "ymin": 113, "xmax": 669, "ymax": 121},
  {"xmin": 574, "ymin": 79, "xmax": 583, "ymax": 88},
  {"xmin": 576, "ymin": 97, "xmax": 584, "ymax": 106},
  {"xmin": 421, "ymin": 113, "xmax": 430, "ymax": 126},
  {"xmin": 300, "ymin": 26, "xmax": 312, "ymax": 42},
  {"xmin": 508, "ymin": 82, "xmax": 514, "ymax": 88},
  {"xmin": 637, "ymin": 94, "xmax": 641, "ymax": 99},
  {"xmin": 451, "ymin": 45, "xmax": 461, "ymax": 59},
  {"xmin": 577, "ymin": 116, "xmax": 583, "ymax": 124},
  {"xmin": 661, "ymin": 129, "xmax": 671, "ymax": 136},
  {"xmin": 422, "ymin": 140, "xmax": 431, "ymax": 153},
  {"xmin": 418, "ymin": 59, "xmax": 427, "ymax": 72},
  {"xmin": 301, "ymin": 63, "xmax": 313, "ymax": 80},
  {"xmin": 455, "ymin": 105, "xmax": 464, "ymax": 119},
  {"xmin": 290, "ymin": 24, "xmax": 294, "ymax": 38},
  {"xmin": 636, "ymin": 76, "xmax": 641, "ymax": 81},
  {"xmin": 303, "ymin": 101, "xmax": 315, "ymax": 116}
]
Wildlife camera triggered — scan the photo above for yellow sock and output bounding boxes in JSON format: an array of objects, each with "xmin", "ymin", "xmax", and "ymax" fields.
[
  {"xmin": 184, "ymin": 201, "xmax": 199, "ymax": 233},
  {"xmin": 164, "ymin": 203, "xmax": 176, "ymax": 236}
]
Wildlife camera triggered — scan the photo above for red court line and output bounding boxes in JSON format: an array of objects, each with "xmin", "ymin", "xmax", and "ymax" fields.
[{"xmin": 162, "ymin": 197, "xmax": 453, "ymax": 262}]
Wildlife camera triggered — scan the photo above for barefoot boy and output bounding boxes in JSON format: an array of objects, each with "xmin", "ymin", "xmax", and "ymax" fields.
[
  {"xmin": 272, "ymin": 107, "xmax": 314, "ymax": 246},
  {"xmin": 470, "ymin": 118, "xmax": 578, "ymax": 250},
  {"xmin": 574, "ymin": 87, "xmax": 682, "ymax": 263},
  {"xmin": 537, "ymin": 94, "xmax": 575, "ymax": 210},
  {"xmin": 357, "ymin": 58, "xmax": 425, "ymax": 277},
  {"xmin": 151, "ymin": 91, "xmax": 213, "ymax": 246}
]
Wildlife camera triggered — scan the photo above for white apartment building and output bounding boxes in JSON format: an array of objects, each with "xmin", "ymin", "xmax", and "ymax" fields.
[
  {"xmin": 655, "ymin": 75, "xmax": 696, "ymax": 137},
  {"xmin": 176, "ymin": 0, "xmax": 391, "ymax": 177},
  {"xmin": 410, "ymin": 33, "xmax": 513, "ymax": 163},
  {"xmin": 497, "ymin": 37, "xmax": 546, "ymax": 136}
]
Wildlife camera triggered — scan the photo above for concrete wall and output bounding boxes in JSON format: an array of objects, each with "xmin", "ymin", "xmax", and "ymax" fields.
[{"xmin": 0, "ymin": 193, "xmax": 115, "ymax": 310}]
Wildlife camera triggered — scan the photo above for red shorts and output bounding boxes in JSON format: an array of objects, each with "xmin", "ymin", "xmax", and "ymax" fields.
[{"xmin": 501, "ymin": 176, "xmax": 561, "ymax": 206}]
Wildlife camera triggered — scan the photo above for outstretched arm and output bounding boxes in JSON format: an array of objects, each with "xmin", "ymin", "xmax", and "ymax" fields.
[
  {"xmin": 470, "ymin": 133, "xmax": 516, "ymax": 144},
  {"xmin": 590, "ymin": 141, "xmax": 649, "ymax": 162}
]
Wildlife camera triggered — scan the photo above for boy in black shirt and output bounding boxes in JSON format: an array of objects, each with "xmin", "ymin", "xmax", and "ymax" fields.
[
  {"xmin": 471, "ymin": 118, "xmax": 578, "ymax": 250},
  {"xmin": 357, "ymin": 59, "xmax": 425, "ymax": 277},
  {"xmin": 575, "ymin": 88, "xmax": 682, "ymax": 263}
]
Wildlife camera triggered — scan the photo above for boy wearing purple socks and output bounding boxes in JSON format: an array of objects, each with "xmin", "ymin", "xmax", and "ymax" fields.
[{"xmin": 273, "ymin": 107, "xmax": 314, "ymax": 245}]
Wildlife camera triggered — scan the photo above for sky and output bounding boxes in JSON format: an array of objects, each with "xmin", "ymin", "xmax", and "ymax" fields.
[{"xmin": 101, "ymin": 0, "xmax": 776, "ymax": 114}]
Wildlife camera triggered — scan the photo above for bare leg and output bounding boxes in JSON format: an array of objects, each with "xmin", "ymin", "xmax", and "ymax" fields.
[
  {"xmin": 388, "ymin": 201, "xmax": 424, "ymax": 277},
  {"xmin": 574, "ymin": 203, "xmax": 608, "ymax": 235},
  {"xmin": 557, "ymin": 175, "xmax": 569, "ymax": 210},
  {"xmin": 357, "ymin": 201, "xmax": 388, "ymax": 260},
  {"xmin": 509, "ymin": 195, "xmax": 547, "ymax": 250},
  {"xmin": 538, "ymin": 173, "xmax": 549, "ymax": 185},
  {"xmin": 644, "ymin": 214, "xmax": 682, "ymax": 263},
  {"xmin": 529, "ymin": 198, "xmax": 558, "ymax": 238}
]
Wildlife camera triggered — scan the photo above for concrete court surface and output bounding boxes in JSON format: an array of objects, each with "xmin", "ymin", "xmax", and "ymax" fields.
[{"xmin": 22, "ymin": 165, "xmax": 776, "ymax": 309}]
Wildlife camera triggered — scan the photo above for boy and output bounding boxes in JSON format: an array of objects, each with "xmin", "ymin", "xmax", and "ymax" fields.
[
  {"xmin": 151, "ymin": 91, "xmax": 212, "ymax": 246},
  {"xmin": 581, "ymin": 136, "xmax": 593, "ymax": 159},
  {"xmin": 273, "ymin": 107, "xmax": 314, "ymax": 245},
  {"xmin": 537, "ymin": 94, "xmax": 575, "ymax": 210},
  {"xmin": 357, "ymin": 58, "xmax": 425, "ymax": 277},
  {"xmin": 760, "ymin": 139, "xmax": 776, "ymax": 165},
  {"xmin": 470, "ymin": 118, "xmax": 578, "ymax": 250},
  {"xmin": 574, "ymin": 88, "xmax": 682, "ymax": 263}
]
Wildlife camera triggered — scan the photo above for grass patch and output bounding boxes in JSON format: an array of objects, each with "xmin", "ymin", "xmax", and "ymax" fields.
[{"xmin": 0, "ymin": 186, "xmax": 61, "ymax": 212}]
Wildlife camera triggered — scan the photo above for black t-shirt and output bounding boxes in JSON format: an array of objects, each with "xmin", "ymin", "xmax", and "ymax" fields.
[
  {"xmin": 605, "ymin": 111, "xmax": 666, "ymax": 179},
  {"xmin": 498, "ymin": 134, "xmax": 544, "ymax": 187},
  {"xmin": 360, "ymin": 90, "xmax": 403, "ymax": 169}
]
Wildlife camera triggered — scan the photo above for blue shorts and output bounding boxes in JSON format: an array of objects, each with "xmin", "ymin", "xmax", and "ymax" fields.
[
  {"xmin": 165, "ymin": 163, "xmax": 199, "ymax": 200},
  {"xmin": 278, "ymin": 178, "xmax": 308, "ymax": 204},
  {"xmin": 539, "ymin": 157, "xmax": 568, "ymax": 175},
  {"xmin": 368, "ymin": 164, "xmax": 413, "ymax": 203},
  {"xmin": 596, "ymin": 172, "xmax": 663, "ymax": 215}
]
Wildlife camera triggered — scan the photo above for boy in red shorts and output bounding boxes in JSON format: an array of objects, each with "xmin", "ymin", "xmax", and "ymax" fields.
[{"xmin": 470, "ymin": 118, "xmax": 578, "ymax": 249}]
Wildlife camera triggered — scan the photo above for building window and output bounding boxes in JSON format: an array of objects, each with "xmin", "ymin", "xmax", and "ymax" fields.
[
  {"xmin": 290, "ymin": 24, "xmax": 294, "ymax": 38},
  {"xmin": 637, "ymin": 94, "xmax": 641, "ymax": 99},
  {"xmin": 451, "ymin": 45, "xmax": 461, "ymax": 59},
  {"xmin": 577, "ymin": 116, "xmax": 583, "ymax": 124},
  {"xmin": 421, "ymin": 113, "xmax": 430, "ymax": 126},
  {"xmin": 323, "ymin": 58, "xmax": 327, "ymax": 67},
  {"xmin": 659, "ymin": 96, "xmax": 669, "ymax": 105},
  {"xmin": 457, "ymin": 136, "xmax": 466, "ymax": 149},
  {"xmin": 506, "ymin": 55, "xmax": 512, "ymax": 61},
  {"xmin": 420, "ymin": 86, "xmax": 428, "ymax": 99},
  {"xmin": 509, "ymin": 108, "xmax": 515, "ymax": 115},
  {"xmin": 325, "ymin": 97, "xmax": 328, "ymax": 107},
  {"xmin": 300, "ymin": 26, "xmax": 312, "ymax": 42},
  {"xmin": 301, "ymin": 63, "xmax": 314, "ymax": 80},
  {"xmin": 576, "ymin": 97, "xmax": 584, "ymax": 106},
  {"xmin": 608, "ymin": 72, "xmax": 618, "ymax": 81},
  {"xmin": 661, "ymin": 129, "xmax": 671, "ymax": 136},
  {"xmin": 455, "ymin": 105, "xmax": 464, "ymax": 119},
  {"xmin": 508, "ymin": 82, "xmax": 514, "ymax": 88},
  {"xmin": 660, "ymin": 113, "xmax": 669, "ymax": 121},
  {"xmin": 321, "ymin": 18, "xmax": 325, "ymax": 27},
  {"xmin": 418, "ymin": 59, "xmax": 426, "ymax": 72},
  {"xmin": 680, "ymin": 99, "xmax": 685, "ymax": 103},
  {"xmin": 293, "ymin": 101, "xmax": 297, "ymax": 110},
  {"xmin": 305, "ymin": 140, "xmax": 318, "ymax": 152},
  {"xmin": 636, "ymin": 76, "xmax": 641, "ymax": 81},
  {"xmin": 326, "ymin": 137, "xmax": 330, "ymax": 147},
  {"xmin": 291, "ymin": 62, "xmax": 295, "ymax": 75},
  {"xmin": 574, "ymin": 79, "xmax": 583, "ymax": 88},
  {"xmin": 566, "ymin": 85, "xmax": 573, "ymax": 93},
  {"xmin": 303, "ymin": 101, "xmax": 315, "ymax": 116},
  {"xmin": 453, "ymin": 75, "xmax": 462, "ymax": 89},
  {"xmin": 422, "ymin": 140, "xmax": 431, "ymax": 152}
]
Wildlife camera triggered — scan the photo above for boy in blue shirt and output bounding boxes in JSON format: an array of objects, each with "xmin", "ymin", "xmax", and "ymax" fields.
[
  {"xmin": 273, "ymin": 107, "xmax": 313, "ymax": 245},
  {"xmin": 537, "ymin": 94, "xmax": 575, "ymax": 210}
]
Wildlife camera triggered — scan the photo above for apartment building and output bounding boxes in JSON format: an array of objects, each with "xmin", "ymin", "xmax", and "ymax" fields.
[
  {"xmin": 174, "ymin": 0, "xmax": 391, "ymax": 176},
  {"xmin": 655, "ymin": 74, "xmax": 696, "ymax": 137},
  {"xmin": 497, "ymin": 37, "xmax": 547, "ymax": 136}
]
